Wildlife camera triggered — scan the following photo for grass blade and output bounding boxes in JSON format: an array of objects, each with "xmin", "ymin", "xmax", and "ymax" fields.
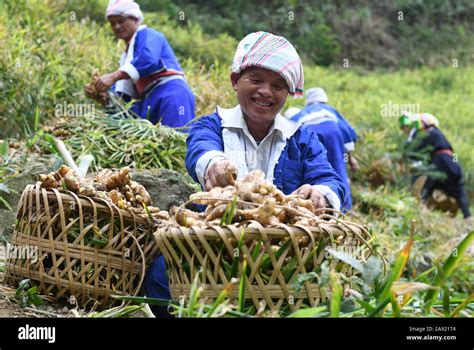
[
  {"xmin": 229, "ymin": 228, "xmax": 245, "ymax": 279},
  {"xmin": 390, "ymin": 293, "xmax": 401, "ymax": 318},
  {"xmin": 378, "ymin": 220, "xmax": 415, "ymax": 304},
  {"xmin": 111, "ymin": 295, "xmax": 174, "ymax": 306},
  {"xmin": 205, "ymin": 278, "xmax": 237, "ymax": 317},
  {"xmin": 188, "ymin": 273, "xmax": 203, "ymax": 316},
  {"xmin": 288, "ymin": 306, "xmax": 328, "ymax": 318},
  {"xmin": 329, "ymin": 270, "xmax": 342, "ymax": 317},
  {"xmin": 449, "ymin": 293, "xmax": 474, "ymax": 318},
  {"xmin": 424, "ymin": 231, "xmax": 473, "ymax": 311},
  {"xmin": 260, "ymin": 238, "xmax": 291, "ymax": 272},
  {"xmin": 442, "ymin": 286, "xmax": 450, "ymax": 317},
  {"xmin": 238, "ymin": 260, "xmax": 247, "ymax": 313}
]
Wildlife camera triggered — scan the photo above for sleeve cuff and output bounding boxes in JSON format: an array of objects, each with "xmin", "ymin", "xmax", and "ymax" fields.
[
  {"xmin": 120, "ymin": 62, "xmax": 140, "ymax": 82},
  {"xmin": 196, "ymin": 150, "xmax": 228, "ymax": 187},
  {"xmin": 344, "ymin": 142, "xmax": 355, "ymax": 153},
  {"xmin": 312, "ymin": 185, "xmax": 341, "ymax": 211}
]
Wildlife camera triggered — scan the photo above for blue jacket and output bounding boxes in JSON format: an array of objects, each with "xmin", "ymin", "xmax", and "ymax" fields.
[
  {"xmin": 306, "ymin": 102, "xmax": 358, "ymax": 149},
  {"xmin": 130, "ymin": 27, "xmax": 184, "ymax": 77},
  {"xmin": 185, "ymin": 112, "xmax": 346, "ymax": 205},
  {"xmin": 293, "ymin": 117, "xmax": 352, "ymax": 210}
]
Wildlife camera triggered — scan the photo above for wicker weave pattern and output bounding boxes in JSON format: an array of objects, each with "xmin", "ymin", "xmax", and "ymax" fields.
[
  {"xmin": 155, "ymin": 220, "xmax": 370, "ymax": 313},
  {"xmin": 5, "ymin": 184, "xmax": 158, "ymax": 308}
]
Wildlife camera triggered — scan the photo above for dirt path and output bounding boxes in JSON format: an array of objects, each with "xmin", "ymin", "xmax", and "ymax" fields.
[{"xmin": 0, "ymin": 273, "xmax": 25, "ymax": 317}]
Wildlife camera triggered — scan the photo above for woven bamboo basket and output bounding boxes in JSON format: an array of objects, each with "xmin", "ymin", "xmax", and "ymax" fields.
[
  {"xmin": 5, "ymin": 184, "xmax": 159, "ymax": 309},
  {"xmin": 155, "ymin": 220, "xmax": 372, "ymax": 314}
]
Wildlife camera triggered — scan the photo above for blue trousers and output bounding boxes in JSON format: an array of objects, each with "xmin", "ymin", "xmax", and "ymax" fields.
[
  {"xmin": 145, "ymin": 255, "xmax": 171, "ymax": 299},
  {"xmin": 131, "ymin": 78, "xmax": 195, "ymax": 128},
  {"xmin": 144, "ymin": 255, "xmax": 173, "ymax": 317}
]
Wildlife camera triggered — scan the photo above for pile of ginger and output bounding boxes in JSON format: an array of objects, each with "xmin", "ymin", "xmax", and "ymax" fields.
[
  {"xmin": 37, "ymin": 165, "xmax": 169, "ymax": 221},
  {"xmin": 38, "ymin": 167, "xmax": 333, "ymax": 228},
  {"xmin": 171, "ymin": 170, "xmax": 330, "ymax": 228}
]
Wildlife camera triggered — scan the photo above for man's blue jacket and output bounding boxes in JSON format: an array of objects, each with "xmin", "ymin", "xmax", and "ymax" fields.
[{"xmin": 185, "ymin": 112, "xmax": 346, "ymax": 206}]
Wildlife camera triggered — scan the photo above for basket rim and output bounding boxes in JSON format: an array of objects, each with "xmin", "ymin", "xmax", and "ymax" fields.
[
  {"xmin": 22, "ymin": 184, "xmax": 150, "ymax": 226},
  {"xmin": 155, "ymin": 221, "xmax": 369, "ymax": 241}
]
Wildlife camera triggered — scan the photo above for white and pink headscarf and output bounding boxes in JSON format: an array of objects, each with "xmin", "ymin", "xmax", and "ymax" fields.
[
  {"xmin": 105, "ymin": 0, "xmax": 144, "ymax": 24},
  {"xmin": 306, "ymin": 87, "xmax": 328, "ymax": 105},
  {"xmin": 232, "ymin": 31, "xmax": 304, "ymax": 98}
]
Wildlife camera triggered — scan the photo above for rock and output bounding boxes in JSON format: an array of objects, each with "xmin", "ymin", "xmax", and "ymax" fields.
[
  {"xmin": 131, "ymin": 169, "xmax": 197, "ymax": 210},
  {"xmin": 0, "ymin": 210, "xmax": 15, "ymax": 237},
  {"xmin": 0, "ymin": 154, "xmax": 58, "ymax": 238}
]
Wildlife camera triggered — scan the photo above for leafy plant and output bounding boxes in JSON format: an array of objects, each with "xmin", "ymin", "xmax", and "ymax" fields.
[
  {"xmin": 40, "ymin": 99, "xmax": 189, "ymax": 174},
  {"xmin": 14, "ymin": 279, "xmax": 44, "ymax": 307},
  {"xmin": 87, "ymin": 305, "xmax": 144, "ymax": 318},
  {"xmin": 423, "ymin": 231, "xmax": 474, "ymax": 313}
]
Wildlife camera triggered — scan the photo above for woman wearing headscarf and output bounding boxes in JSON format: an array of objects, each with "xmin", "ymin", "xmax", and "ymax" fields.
[
  {"xmin": 145, "ymin": 32, "xmax": 346, "ymax": 316},
  {"xmin": 85, "ymin": 0, "xmax": 195, "ymax": 128}
]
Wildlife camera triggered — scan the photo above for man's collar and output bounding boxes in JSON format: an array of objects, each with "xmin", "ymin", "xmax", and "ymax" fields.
[{"xmin": 216, "ymin": 105, "xmax": 300, "ymax": 140}]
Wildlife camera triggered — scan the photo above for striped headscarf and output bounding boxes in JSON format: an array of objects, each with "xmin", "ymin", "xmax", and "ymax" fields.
[
  {"xmin": 232, "ymin": 31, "xmax": 304, "ymax": 97},
  {"xmin": 105, "ymin": 0, "xmax": 144, "ymax": 24}
]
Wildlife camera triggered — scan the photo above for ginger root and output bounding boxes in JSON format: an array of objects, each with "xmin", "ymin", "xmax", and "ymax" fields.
[
  {"xmin": 173, "ymin": 170, "xmax": 326, "ymax": 228},
  {"xmin": 106, "ymin": 166, "xmax": 131, "ymax": 190},
  {"xmin": 37, "ymin": 165, "xmax": 158, "ymax": 221}
]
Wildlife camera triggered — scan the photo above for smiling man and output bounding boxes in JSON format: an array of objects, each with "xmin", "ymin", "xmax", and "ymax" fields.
[
  {"xmin": 185, "ymin": 31, "xmax": 345, "ymax": 211},
  {"xmin": 145, "ymin": 32, "xmax": 346, "ymax": 316}
]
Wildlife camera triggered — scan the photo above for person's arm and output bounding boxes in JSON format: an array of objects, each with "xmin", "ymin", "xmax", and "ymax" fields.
[
  {"xmin": 332, "ymin": 108, "xmax": 358, "ymax": 153},
  {"xmin": 335, "ymin": 112, "xmax": 359, "ymax": 171},
  {"xmin": 408, "ymin": 130, "xmax": 435, "ymax": 162},
  {"xmin": 121, "ymin": 30, "xmax": 166, "ymax": 81},
  {"xmin": 95, "ymin": 29, "xmax": 165, "ymax": 92},
  {"xmin": 94, "ymin": 70, "xmax": 130, "ymax": 92},
  {"xmin": 185, "ymin": 114, "xmax": 229, "ymax": 188},
  {"xmin": 348, "ymin": 152, "xmax": 360, "ymax": 171}
]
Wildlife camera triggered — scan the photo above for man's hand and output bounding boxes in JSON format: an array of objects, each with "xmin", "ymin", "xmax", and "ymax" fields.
[
  {"xmin": 84, "ymin": 83, "xmax": 96, "ymax": 99},
  {"xmin": 292, "ymin": 184, "xmax": 327, "ymax": 209},
  {"xmin": 348, "ymin": 154, "xmax": 360, "ymax": 172},
  {"xmin": 205, "ymin": 160, "xmax": 237, "ymax": 191},
  {"xmin": 84, "ymin": 83, "xmax": 109, "ymax": 106},
  {"xmin": 94, "ymin": 71, "xmax": 129, "ymax": 92}
]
